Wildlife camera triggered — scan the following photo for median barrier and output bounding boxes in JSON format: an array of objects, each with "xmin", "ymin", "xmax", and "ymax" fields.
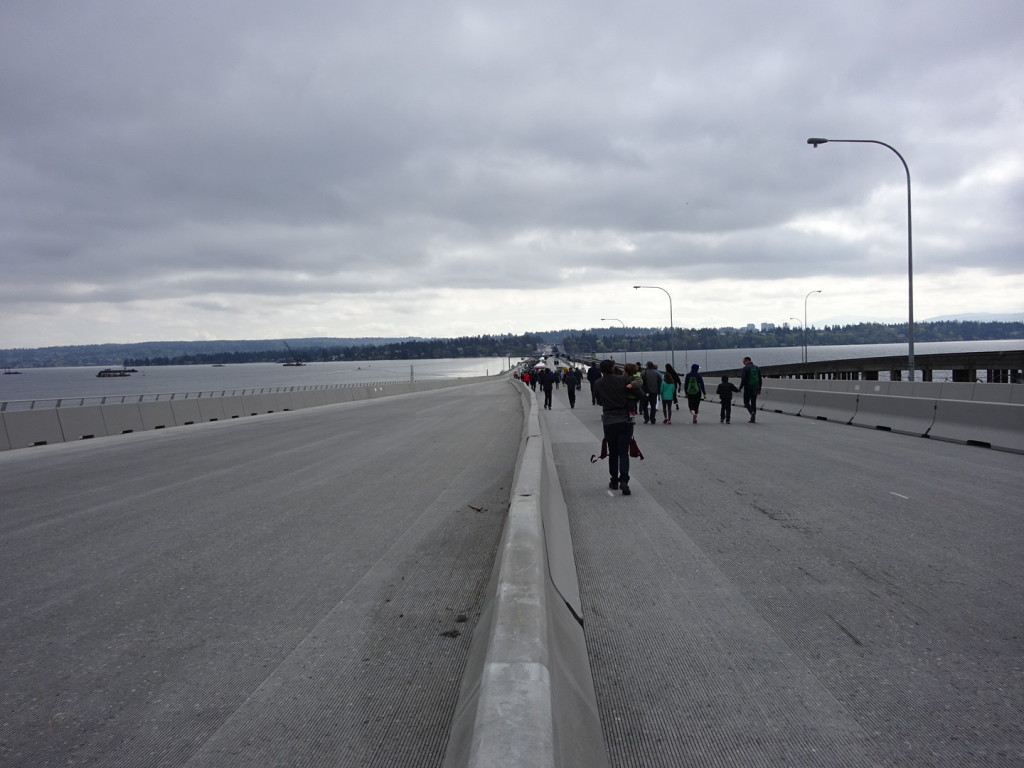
[
  {"xmin": 851, "ymin": 394, "xmax": 937, "ymax": 436},
  {"xmin": 762, "ymin": 386, "xmax": 806, "ymax": 415},
  {"xmin": 56, "ymin": 405, "xmax": 108, "ymax": 441},
  {"xmin": 929, "ymin": 399, "xmax": 1024, "ymax": 453},
  {"xmin": 971, "ymin": 384, "xmax": 1013, "ymax": 404},
  {"xmin": 100, "ymin": 402, "xmax": 146, "ymax": 434},
  {"xmin": 3, "ymin": 409, "xmax": 64, "ymax": 447},
  {"xmin": 169, "ymin": 399, "xmax": 203, "ymax": 426},
  {"xmin": 851, "ymin": 381, "xmax": 892, "ymax": 395},
  {"xmin": 444, "ymin": 382, "xmax": 609, "ymax": 768},
  {"xmin": 1012, "ymin": 386, "xmax": 1024, "ymax": 406},
  {"xmin": 799, "ymin": 389, "xmax": 858, "ymax": 423},
  {"xmin": 937, "ymin": 382, "xmax": 977, "ymax": 401}
]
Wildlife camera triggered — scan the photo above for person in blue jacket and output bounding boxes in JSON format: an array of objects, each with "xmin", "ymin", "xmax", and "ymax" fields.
[{"xmin": 682, "ymin": 363, "xmax": 706, "ymax": 423}]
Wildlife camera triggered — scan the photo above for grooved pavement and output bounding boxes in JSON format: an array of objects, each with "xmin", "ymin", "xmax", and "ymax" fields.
[
  {"xmin": 0, "ymin": 379, "xmax": 523, "ymax": 768},
  {"xmin": 542, "ymin": 385, "xmax": 1023, "ymax": 767}
]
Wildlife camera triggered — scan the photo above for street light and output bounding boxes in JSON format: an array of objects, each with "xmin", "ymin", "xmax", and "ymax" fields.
[
  {"xmin": 804, "ymin": 290, "xmax": 822, "ymax": 366},
  {"xmin": 633, "ymin": 286, "xmax": 675, "ymax": 370},
  {"xmin": 601, "ymin": 318, "xmax": 627, "ymax": 363},
  {"xmin": 807, "ymin": 137, "xmax": 915, "ymax": 380}
]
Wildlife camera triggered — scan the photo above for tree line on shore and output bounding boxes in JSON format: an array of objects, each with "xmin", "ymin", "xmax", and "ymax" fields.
[{"xmin": 1, "ymin": 321, "xmax": 1020, "ymax": 368}]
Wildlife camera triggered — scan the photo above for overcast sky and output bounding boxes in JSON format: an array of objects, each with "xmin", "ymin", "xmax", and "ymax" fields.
[{"xmin": 1, "ymin": 0, "xmax": 1022, "ymax": 348}]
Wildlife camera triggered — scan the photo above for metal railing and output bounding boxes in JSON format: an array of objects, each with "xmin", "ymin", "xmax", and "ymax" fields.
[{"xmin": 0, "ymin": 380, "xmax": 407, "ymax": 412}]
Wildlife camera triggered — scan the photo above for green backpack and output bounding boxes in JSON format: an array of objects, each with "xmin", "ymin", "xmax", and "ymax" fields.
[
  {"xmin": 685, "ymin": 375, "xmax": 700, "ymax": 395},
  {"xmin": 747, "ymin": 365, "xmax": 761, "ymax": 390}
]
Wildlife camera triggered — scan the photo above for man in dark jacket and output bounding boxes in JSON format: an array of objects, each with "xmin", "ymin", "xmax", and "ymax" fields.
[
  {"xmin": 738, "ymin": 356, "xmax": 762, "ymax": 423},
  {"xmin": 593, "ymin": 359, "xmax": 639, "ymax": 495},
  {"xmin": 640, "ymin": 362, "xmax": 663, "ymax": 424}
]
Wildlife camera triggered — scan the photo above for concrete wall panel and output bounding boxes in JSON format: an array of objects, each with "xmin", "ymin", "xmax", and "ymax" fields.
[
  {"xmin": 799, "ymin": 390, "xmax": 858, "ymax": 424},
  {"xmin": 971, "ymin": 384, "xmax": 1013, "ymax": 404},
  {"xmin": 197, "ymin": 398, "xmax": 227, "ymax": 422},
  {"xmin": 851, "ymin": 381, "xmax": 892, "ymax": 396},
  {"xmin": 241, "ymin": 394, "xmax": 272, "ymax": 415},
  {"xmin": 169, "ymin": 399, "xmax": 203, "ymax": 426},
  {"xmin": 57, "ymin": 406, "xmax": 109, "ymax": 441},
  {"xmin": 938, "ymin": 382, "xmax": 977, "ymax": 401},
  {"xmin": 852, "ymin": 394, "xmax": 937, "ymax": 437},
  {"xmin": 138, "ymin": 401, "xmax": 175, "ymax": 430},
  {"xmin": 4, "ymin": 409, "xmax": 64, "ymax": 447},
  {"xmin": 1011, "ymin": 386, "xmax": 1024, "ymax": 406},
  {"xmin": 762, "ymin": 387, "xmax": 806, "ymax": 415},
  {"xmin": 219, "ymin": 396, "xmax": 246, "ymax": 419},
  {"xmin": 930, "ymin": 400, "xmax": 1024, "ymax": 453},
  {"xmin": 0, "ymin": 414, "xmax": 10, "ymax": 451},
  {"xmin": 100, "ymin": 403, "xmax": 145, "ymax": 435}
]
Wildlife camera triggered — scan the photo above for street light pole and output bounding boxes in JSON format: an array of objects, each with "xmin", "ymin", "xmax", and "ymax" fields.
[
  {"xmin": 633, "ymin": 285, "xmax": 675, "ymax": 370},
  {"xmin": 807, "ymin": 137, "xmax": 915, "ymax": 380},
  {"xmin": 804, "ymin": 290, "xmax": 822, "ymax": 366},
  {"xmin": 601, "ymin": 318, "xmax": 627, "ymax": 363}
]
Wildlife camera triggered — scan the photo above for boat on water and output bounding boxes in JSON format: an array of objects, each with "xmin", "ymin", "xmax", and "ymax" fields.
[
  {"xmin": 282, "ymin": 341, "xmax": 307, "ymax": 367},
  {"xmin": 97, "ymin": 366, "xmax": 137, "ymax": 378},
  {"xmin": 3, "ymin": 367, "xmax": 22, "ymax": 374}
]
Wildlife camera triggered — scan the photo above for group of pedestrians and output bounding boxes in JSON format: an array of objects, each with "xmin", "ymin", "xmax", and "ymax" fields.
[
  {"xmin": 515, "ymin": 364, "xmax": 584, "ymax": 409},
  {"xmin": 520, "ymin": 355, "xmax": 763, "ymax": 496},
  {"xmin": 586, "ymin": 356, "xmax": 763, "ymax": 496}
]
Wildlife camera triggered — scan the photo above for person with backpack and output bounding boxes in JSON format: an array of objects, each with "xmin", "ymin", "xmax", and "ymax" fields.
[
  {"xmin": 640, "ymin": 362, "xmax": 663, "ymax": 424},
  {"xmin": 739, "ymin": 356, "xmax": 762, "ymax": 423},
  {"xmin": 682, "ymin": 363, "xmax": 706, "ymax": 423}
]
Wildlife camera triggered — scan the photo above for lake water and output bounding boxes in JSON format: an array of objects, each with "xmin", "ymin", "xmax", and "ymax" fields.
[
  {"xmin": 2, "ymin": 341, "xmax": 1020, "ymax": 405},
  {"xmin": 0, "ymin": 357, "xmax": 510, "ymax": 404}
]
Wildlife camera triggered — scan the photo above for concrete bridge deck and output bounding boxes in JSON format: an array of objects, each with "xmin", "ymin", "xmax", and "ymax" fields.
[{"xmin": 1, "ymin": 376, "xmax": 1021, "ymax": 766}]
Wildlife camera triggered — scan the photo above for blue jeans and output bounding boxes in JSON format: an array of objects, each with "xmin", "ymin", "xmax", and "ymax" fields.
[{"xmin": 603, "ymin": 420, "xmax": 635, "ymax": 484}]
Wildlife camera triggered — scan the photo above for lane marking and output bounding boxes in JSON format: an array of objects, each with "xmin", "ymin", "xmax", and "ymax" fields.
[{"xmin": 889, "ymin": 492, "xmax": 910, "ymax": 499}]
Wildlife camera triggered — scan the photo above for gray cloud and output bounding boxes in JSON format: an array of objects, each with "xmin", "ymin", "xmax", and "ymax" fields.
[{"xmin": 1, "ymin": 0, "xmax": 1022, "ymax": 345}]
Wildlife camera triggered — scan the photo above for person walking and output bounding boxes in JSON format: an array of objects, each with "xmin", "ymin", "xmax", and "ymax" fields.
[
  {"xmin": 716, "ymin": 375, "xmax": 740, "ymax": 424},
  {"xmin": 660, "ymin": 372, "xmax": 677, "ymax": 424},
  {"xmin": 539, "ymin": 367, "xmax": 554, "ymax": 409},
  {"xmin": 682, "ymin": 364, "xmax": 706, "ymax": 423},
  {"xmin": 593, "ymin": 359, "xmax": 639, "ymax": 496},
  {"xmin": 663, "ymin": 363, "xmax": 683, "ymax": 413},
  {"xmin": 640, "ymin": 361, "xmax": 663, "ymax": 424},
  {"xmin": 587, "ymin": 362, "xmax": 602, "ymax": 405},
  {"xmin": 565, "ymin": 368, "xmax": 577, "ymax": 409},
  {"xmin": 738, "ymin": 356, "xmax": 762, "ymax": 423},
  {"xmin": 623, "ymin": 363, "xmax": 643, "ymax": 418}
]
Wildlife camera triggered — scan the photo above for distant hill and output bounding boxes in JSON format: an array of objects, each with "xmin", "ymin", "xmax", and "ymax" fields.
[{"xmin": 2, "ymin": 321, "xmax": 1020, "ymax": 368}]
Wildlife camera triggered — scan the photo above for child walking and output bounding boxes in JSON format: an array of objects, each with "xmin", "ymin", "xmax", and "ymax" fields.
[
  {"xmin": 716, "ymin": 375, "xmax": 740, "ymax": 424},
  {"xmin": 660, "ymin": 374, "xmax": 677, "ymax": 424}
]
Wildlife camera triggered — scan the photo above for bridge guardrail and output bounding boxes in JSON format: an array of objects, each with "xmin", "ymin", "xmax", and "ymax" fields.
[{"xmin": 0, "ymin": 377, "xmax": 491, "ymax": 450}]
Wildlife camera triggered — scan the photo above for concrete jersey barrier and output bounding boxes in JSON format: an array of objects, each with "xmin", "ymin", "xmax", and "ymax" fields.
[
  {"xmin": 444, "ymin": 382, "xmax": 609, "ymax": 768},
  {"xmin": 0, "ymin": 376, "xmax": 493, "ymax": 451}
]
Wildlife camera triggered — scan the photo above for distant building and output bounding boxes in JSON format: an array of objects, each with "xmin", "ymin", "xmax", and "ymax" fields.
[
  {"xmin": 761, "ymin": 322, "xmax": 776, "ymax": 332},
  {"xmin": 745, "ymin": 324, "xmax": 756, "ymax": 333}
]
